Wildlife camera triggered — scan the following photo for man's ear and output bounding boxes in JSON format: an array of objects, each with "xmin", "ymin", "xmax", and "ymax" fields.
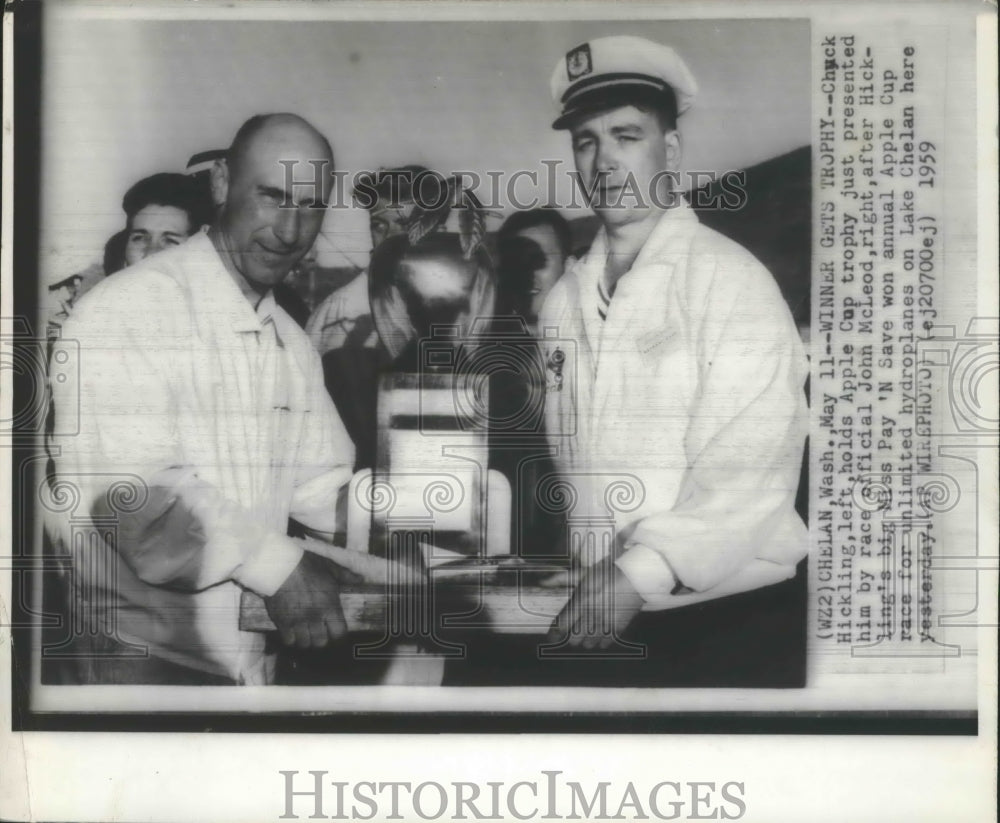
[
  {"xmin": 664, "ymin": 130, "xmax": 682, "ymax": 171},
  {"xmin": 209, "ymin": 158, "xmax": 230, "ymax": 209}
]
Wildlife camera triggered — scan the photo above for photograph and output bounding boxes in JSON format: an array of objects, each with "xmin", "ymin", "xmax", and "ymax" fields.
[
  {"xmin": 20, "ymin": 9, "xmax": 822, "ymax": 708},
  {"xmin": 1, "ymin": 1, "xmax": 995, "ymax": 820}
]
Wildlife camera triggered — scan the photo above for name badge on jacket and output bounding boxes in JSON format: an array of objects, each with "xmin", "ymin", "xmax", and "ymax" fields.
[{"xmin": 636, "ymin": 327, "xmax": 679, "ymax": 366}]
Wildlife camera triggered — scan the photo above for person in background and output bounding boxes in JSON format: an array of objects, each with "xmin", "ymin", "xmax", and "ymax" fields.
[
  {"xmin": 42, "ymin": 172, "xmax": 213, "ymax": 599},
  {"xmin": 495, "ymin": 207, "xmax": 572, "ymax": 325},
  {"xmin": 488, "ymin": 208, "xmax": 575, "ymax": 563},
  {"xmin": 50, "ymin": 113, "xmax": 358, "ymax": 685},
  {"xmin": 305, "ymin": 165, "xmax": 432, "ymax": 355},
  {"xmin": 539, "ymin": 36, "xmax": 809, "ymax": 686},
  {"xmin": 102, "ymin": 230, "xmax": 129, "ymax": 277},
  {"xmin": 296, "ymin": 218, "xmax": 495, "ymax": 688},
  {"xmin": 321, "ymin": 192, "xmax": 495, "ymax": 472},
  {"xmin": 46, "ymin": 173, "xmax": 210, "ymax": 341},
  {"xmin": 120, "ymin": 172, "xmax": 212, "ymax": 268},
  {"xmin": 183, "ymin": 148, "xmax": 226, "ymax": 193},
  {"xmin": 46, "ymin": 265, "xmax": 106, "ymax": 343}
]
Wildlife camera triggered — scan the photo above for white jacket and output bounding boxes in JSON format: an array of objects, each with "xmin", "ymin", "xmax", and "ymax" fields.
[
  {"xmin": 540, "ymin": 201, "xmax": 808, "ymax": 609},
  {"xmin": 50, "ymin": 233, "xmax": 355, "ymax": 682}
]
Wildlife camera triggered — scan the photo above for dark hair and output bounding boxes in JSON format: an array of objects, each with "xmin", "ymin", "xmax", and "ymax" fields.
[
  {"xmin": 494, "ymin": 235, "xmax": 546, "ymax": 317},
  {"xmin": 637, "ymin": 93, "xmax": 678, "ymax": 133},
  {"xmin": 185, "ymin": 149, "xmax": 226, "ymax": 215},
  {"xmin": 102, "ymin": 229, "xmax": 129, "ymax": 275},
  {"xmin": 496, "ymin": 208, "xmax": 572, "ymax": 259},
  {"xmin": 121, "ymin": 173, "xmax": 212, "ymax": 232},
  {"xmin": 352, "ymin": 165, "xmax": 435, "ymax": 211}
]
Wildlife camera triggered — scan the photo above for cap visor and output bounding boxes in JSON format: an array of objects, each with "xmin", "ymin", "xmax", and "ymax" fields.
[{"xmin": 552, "ymin": 84, "xmax": 676, "ymax": 130}]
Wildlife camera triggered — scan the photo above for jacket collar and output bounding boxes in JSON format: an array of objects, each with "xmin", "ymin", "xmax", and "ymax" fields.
[
  {"xmin": 627, "ymin": 196, "xmax": 697, "ymax": 273},
  {"xmin": 578, "ymin": 197, "xmax": 696, "ymax": 286},
  {"xmin": 570, "ymin": 197, "xmax": 697, "ymax": 348},
  {"xmin": 184, "ymin": 232, "xmax": 278, "ymax": 334}
]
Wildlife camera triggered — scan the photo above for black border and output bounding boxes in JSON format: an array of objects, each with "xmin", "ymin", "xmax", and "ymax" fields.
[
  {"xmin": 15, "ymin": 711, "xmax": 980, "ymax": 735},
  {"xmin": 6, "ymin": 2, "xmax": 979, "ymax": 736},
  {"xmin": 10, "ymin": 0, "xmax": 44, "ymax": 735}
]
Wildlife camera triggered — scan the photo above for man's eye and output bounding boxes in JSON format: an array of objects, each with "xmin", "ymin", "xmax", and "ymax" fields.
[
  {"xmin": 164, "ymin": 237, "xmax": 182, "ymax": 246},
  {"xmin": 128, "ymin": 233, "xmax": 145, "ymax": 243}
]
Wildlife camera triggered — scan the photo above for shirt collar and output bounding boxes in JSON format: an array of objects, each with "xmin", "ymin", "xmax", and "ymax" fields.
[
  {"xmin": 188, "ymin": 232, "xmax": 276, "ymax": 334},
  {"xmin": 255, "ymin": 291, "xmax": 286, "ymax": 348},
  {"xmin": 255, "ymin": 290, "xmax": 279, "ymax": 324}
]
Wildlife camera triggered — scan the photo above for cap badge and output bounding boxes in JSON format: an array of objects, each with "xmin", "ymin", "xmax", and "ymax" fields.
[{"xmin": 566, "ymin": 44, "xmax": 592, "ymax": 80}]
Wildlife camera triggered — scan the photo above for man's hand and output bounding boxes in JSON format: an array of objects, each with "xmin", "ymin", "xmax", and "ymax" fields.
[
  {"xmin": 546, "ymin": 556, "xmax": 645, "ymax": 650},
  {"xmin": 263, "ymin": 550, "xmax": 361, "ymax": 649}
]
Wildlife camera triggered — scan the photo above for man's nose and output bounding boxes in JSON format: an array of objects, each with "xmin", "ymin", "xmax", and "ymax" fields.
[
  {"xmin": 274, "ymin": 206, "xmax": 301, "ymax": 247},
  {"xmin": 595, "ymin": 140, "xmax": 619, "ymax": 175}
]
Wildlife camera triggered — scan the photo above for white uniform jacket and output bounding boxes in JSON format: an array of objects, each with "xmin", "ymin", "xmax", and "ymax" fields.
[
  {"xmin": 540, "ymin": 201, "xmax": 808, "ymax": 609},
  {"xmin": 50, "ymin": 233, "xmax": 355, "ymax": 683}
]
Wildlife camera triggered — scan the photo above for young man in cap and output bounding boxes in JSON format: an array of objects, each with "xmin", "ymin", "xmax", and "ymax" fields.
[{"xmin": 540, "ymin": 36, "xmax": 809, "ymax": 685}]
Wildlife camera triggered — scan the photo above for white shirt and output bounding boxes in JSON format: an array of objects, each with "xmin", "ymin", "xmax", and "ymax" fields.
[
  {"xmin": 305, "ymin": 270, "xmax": 377, "ymax": 355},
  {"xmin": 49, "ymin": 233, "xmax": 355, "ymax": 682},
  {"xmin": 540, "ymin": 201, "xmax": 808, "ymax": 608}
]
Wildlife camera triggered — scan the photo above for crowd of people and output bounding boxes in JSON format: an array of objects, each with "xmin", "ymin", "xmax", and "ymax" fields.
[{"xmin": 44, "ymin": 35, "xmax": 809, "ymax": 689}]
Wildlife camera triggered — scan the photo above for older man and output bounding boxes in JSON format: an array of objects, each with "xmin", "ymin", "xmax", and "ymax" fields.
[
  {"xmin": 50, "ymin": 114, "xmax": 357, "ymax": 685},
  {"xmin": 540, "ymin": 37, "xmax": 809, "ymax": 685}
]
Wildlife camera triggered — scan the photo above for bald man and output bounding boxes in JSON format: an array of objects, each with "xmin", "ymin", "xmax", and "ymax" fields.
[{"xmin": 50, "ymin": 114, "xmax": 359, "ymax": 685}]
